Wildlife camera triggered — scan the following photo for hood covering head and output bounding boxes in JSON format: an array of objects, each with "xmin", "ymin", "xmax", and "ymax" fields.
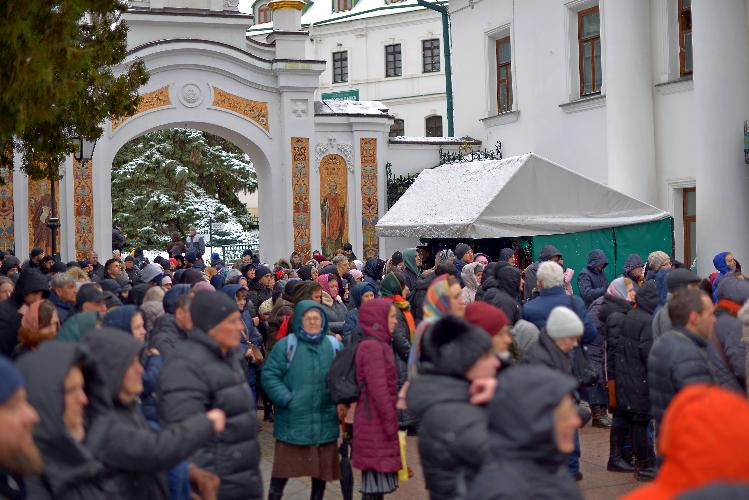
[
  {"xmin": 539, "ymin": 245, "xmax": 562, "ymax": 261},
  {"xmin": 102, "ymin": 306, "xmax": 139, "ymax": 334},
  {"xmin": 221, "ymin": 283, "xmax": 246, "ymax": 302},
  {"xmin": 317, "ymin": 273, "xmax": 336, "ymax": 298},
  {"xmin": 16, "ymin": 341, "xmax": 110, "ymax": 488},
  {"xmin": 713, "ymin": 252, "xmax": 732, "ymax": 274},
  {"xmin": 494, "ymin": 264, "xmax": 521, "ymax": 297},
  {"xmin": 622, "ymin": 254, "xmax": 644, "ymax": 276},
  {"xmin": 716, "ymin": 275, "xmax": 749, "ymax": 304},
  {"xmin": 423, "ymin": 275, "xmax": 453, "ymax": 322},
  {"xmin": 364, "ymin": 258, "xmax": 385, "ymax": 281},
  {"xmin": 379, "ymin": 272, "xmax": 404, "ymax": 297},
  {"xmin": 461, "ymin": 262, "xmax": 483, "ymax": 291},
  {"xmin": 83, "ymin": 328, "xmax": 142, "ymax": 402},
  {"xmin": 511, "ymin": 320, "xmax": 540, "ymax": 352},
  {"xmin": 422, "ymin": 316, "xmax": 492, "ymax": 378},
  {"xmin": 351, "ymin": 282, "xmax": 377, "ymax": 308},
  {"xmin": 292, "ymin": 300, "xmax": 329, "ymax": 337},
  {"xmin": 631, "ymin": 385, "xmax": 749, "ymax": 499},
  {"xmin": 487, "ymin": 365, "xmax": 577, "ymax": 461},
  {"xmin": 57, "ymin": 312, "xmax": 99, "ymax": 342},
  {"xmin": 297, "ymin": 265, "xmax": 314, "ymax": 281},
  {"xmin": 586, "ymin": 249, "xmax": 609, "ymax": 269},
  {"xmin": 163, "ymin": 284, "xmax": 192, "ymax": 315},
  {"xmin": 403, "ymin": 248, "xmax": 420, "ymax": 276},
  {"xmin": 210, "ymin": 273, "xmax": 226, "ymax": 290},
  {"xmin": 358, "ymin": 298, "xmax": 394, "ymax": 343},
  {"xmin": 0, "ymin": 255, "xmax": 21, "ymax": 276},
  {"xmin": 635, "ymin": 280, "xmax": 660, "ymax": 314},
  {"xmin": 499, "ymin": 248, "xmax": 514, "ymax": 262},
  {"xmin": 12, "ymin": 269, "xmax": 50, "ymax": 307},
  {"xmin": 143, "ymin": 286, "xmax": 165, "ymax": 304}
]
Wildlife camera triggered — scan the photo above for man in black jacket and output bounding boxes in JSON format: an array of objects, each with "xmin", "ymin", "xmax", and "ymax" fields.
[
  {"xmin": 158, "ymin": 291, "xmax": 263, "ymax": 500},
  {"xmin": 148, "ymin": 285, "xmax": 193, "ymax": 360},
  {"xmin": 648, "ymin": 288, "xmax": 715, "ymax": 425},
  {"xmin": 0, "ymin": 270, "xmax": 49, "ymax": 357},
  {"xmin": 84, "ymin": 329, "xmax": 225, "ymax": 500}
]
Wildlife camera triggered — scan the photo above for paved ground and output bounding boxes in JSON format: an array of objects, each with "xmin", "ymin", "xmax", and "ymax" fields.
[{"xmin": 256, "ymin": 414, "xmax": 640, "ymax": 499}]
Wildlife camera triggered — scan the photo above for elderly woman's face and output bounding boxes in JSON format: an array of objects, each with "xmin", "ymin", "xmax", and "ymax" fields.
[{"xmin": 302, "ymin": 309, "xmax": 323, "ymax": 336}]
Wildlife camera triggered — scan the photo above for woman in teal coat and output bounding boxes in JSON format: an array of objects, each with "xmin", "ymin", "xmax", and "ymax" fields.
[{"xmin": 262, "ymin": 300, "xmax": 341, "ymax": 500}]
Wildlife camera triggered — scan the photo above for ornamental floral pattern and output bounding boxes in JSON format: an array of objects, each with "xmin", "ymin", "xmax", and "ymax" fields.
[
  {"xmin": 360, "ymin": 138, "xmax": 379, "ymax": 259},
  {"xmin": 111, "ymin": 86, "xmax": 171, "ymax": 131},
  {"xmin": 28, "ymin": 177, "xmax": 59, "ymax": 255},
  {"xmin": 0, "ymin": 165, "xmax": 13, "ymax": 252},
  {"xmin": 212, "ymin": 87, "xmax": 270, "ymax": 132},
  {"xmin": 319, "ymin": 154, "xmax": 348, "ymax": 258},
  {"xmin": 73, "ymin": 159, "xmax": 94, "ymax": 260},
  {"xmin": 291, "ymin": 137, "xmax": 310, "ymax": 260}
]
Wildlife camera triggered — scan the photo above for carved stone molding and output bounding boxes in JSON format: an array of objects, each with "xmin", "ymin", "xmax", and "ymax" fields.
[
  {"xmin": 211, "ymin": 87, "xmax": 270, "ymax": 132},
  {"xmin": 111, "ymin": 86, "xmax": 171, "ymax": 131},
  {"xmin": 314, "ymin": 137, "xmax": 353, "ymax": 173}
]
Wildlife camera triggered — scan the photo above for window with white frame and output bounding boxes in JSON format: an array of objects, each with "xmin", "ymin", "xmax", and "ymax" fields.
[
  {"xmin": 496, "ymin": 37, "xmax": 513, "ymax": 113},
  {"xmin": 578, "ymin": 6, "xmax": 602, "ymax": 96}
]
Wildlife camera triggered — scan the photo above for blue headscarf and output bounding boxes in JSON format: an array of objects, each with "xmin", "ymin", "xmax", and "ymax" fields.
[{"xmin": 103, "ymin": 305, "xmax": 139, "ymax": 335}]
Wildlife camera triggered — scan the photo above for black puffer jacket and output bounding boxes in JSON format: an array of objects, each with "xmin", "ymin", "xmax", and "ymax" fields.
[
  {"xmin": 148, "ymin": 313, "xmax": 190, "ymax": 361},
  {"xmin": 247, "ymin": 280, "xmax": 272, "ymax": 311},
  {"xmin": 158, "ymin": 330, "xmax": 262, "ymax": 500},
  {"xmin": 467, "ymin": 365, "xmax": 582, "ymax": 500},
  {"xmin": 0, "ymin": 269, "xmax": 49, "ymax": 356},
  {"xmin": 407, "ymin": 375, "xmax": 488, "ymax": 500},
  {"xmin": 17, "ymin": 341, "xmax": 111, "ymax": 500},
  {"xmin": 612, "ymin": 281, "xmax": 659, "ymax": 414},
  {"xmin": 408, "ymin": 273, "xmax": 436, "ymax": 325},
  {"xmin": 708, "ymin": 277, "xmax": 749, "ymax": 393},
  {"xmin": 597, "ymin": 294, "xmax": 631, "ymax": 380},
  {"xmin": 475, "ymin": 263, "xmax": 521, "ymax": 325},
  {"xmin": 647, "ymin": 326, "xmax": 714, "ymax": 424},
  {"xmin": 84, "ymin": 329, "xmax": 215, "ymax": 500}
]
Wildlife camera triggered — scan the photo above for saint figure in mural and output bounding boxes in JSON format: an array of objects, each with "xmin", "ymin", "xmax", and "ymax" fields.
[{"xmin": 321, "ymin": 179, "xmax": 345, "ymax": 257}]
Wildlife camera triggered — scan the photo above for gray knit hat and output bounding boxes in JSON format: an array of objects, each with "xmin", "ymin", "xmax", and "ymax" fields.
[{"xmin": 545, "ymin": 306, "xmax": 583, "ymax": 339}]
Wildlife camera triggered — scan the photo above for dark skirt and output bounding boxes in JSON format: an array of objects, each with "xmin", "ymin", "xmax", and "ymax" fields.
[
  {"xmin": 360, "ymin": 470, "xmax": 398, "ymax": 494},
  {"xmin": 271, "ymin": 440, "xmax": 341, "ymax": 481}
]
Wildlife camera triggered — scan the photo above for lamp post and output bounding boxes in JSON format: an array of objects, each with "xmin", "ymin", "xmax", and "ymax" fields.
[{"xmin": 47, "ymin": 137, "xmax": 96, "ymax": 261}]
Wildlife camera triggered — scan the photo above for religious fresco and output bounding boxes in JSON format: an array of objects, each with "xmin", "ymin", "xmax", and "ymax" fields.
[
  {"xmin": 27, "ymin": 177, "xmax": 60, "ymax": 255},
  {"xmin": 360, "ymin": 138, "xmax": 379, "ymax": 259},
  {"xmin": 0, "ymin": 166, "xmax": 13, "ymax": 253},
  {"xmin": 73, "ymin": 159, "xmax": 94, "ymax": 260},
  {"xmin": 111, "ymin": 86, "xmax": 171, "ymax": 131},
  {"xmin": 319, "ymin": 154, "xmax": 348, "ymax": 258},
  {"xmin": 291, "ymin": 137, "xmax": 311, "ymax": 260},
  {"xmin": 212, "ymin": 87, "xmax": 270, "ymax": 133}
]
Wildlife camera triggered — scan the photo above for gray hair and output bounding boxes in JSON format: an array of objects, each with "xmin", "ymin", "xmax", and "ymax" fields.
[
  {"xmin": 332, "ymin": 255, "xmax": 349, "ymax": 266},
  {"xmin": 51, "ymin": 272, "xmax": 75, "ymax": 290},
  {"xmin": 536, "ymin": 261, "xmax": 564, "ymax": 289}
]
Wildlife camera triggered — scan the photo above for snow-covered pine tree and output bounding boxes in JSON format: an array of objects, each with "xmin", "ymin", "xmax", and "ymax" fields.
[{"xmin": 112, "ymin": 128, "xmax": 258, "ymax": 250}]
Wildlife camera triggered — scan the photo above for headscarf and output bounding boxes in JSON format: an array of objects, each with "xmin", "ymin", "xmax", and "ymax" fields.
[
  {"xmin": 408, "ymin": 275, "xmax": 454, "ymax": 376},
  {"xmin": 606, "ymin": 277, "xmax": 633, "ymax": 302},
  {"xmin": 317, "ymin": 274, "xmax": 337, "ymax": 299},
  {"xmin": 348, "ymin": 269, "xmax": 363, "ymax": 282},
  {"xmin": 379, "ymin": 272, "xmax": 416, "ymax": 340},
  {"xmin": 298, "ymin": 265, "xmax": 314, "ymax": 281}
]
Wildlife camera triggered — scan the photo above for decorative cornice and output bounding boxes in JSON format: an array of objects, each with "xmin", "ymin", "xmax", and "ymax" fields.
[
  {"xmin": 315, "ymin": 137, "xmax": 353, "ymax": 173},
  {"xmin": 111, "ymin": 86, "xmax": 172, "ymax": 131},
  {"xmin": 269, "ymin": 0, "xmax": 305, "ymax": 11},
  {"xmin": 211, "ymin": 87, "xmax": 270, "ymax": 132}
]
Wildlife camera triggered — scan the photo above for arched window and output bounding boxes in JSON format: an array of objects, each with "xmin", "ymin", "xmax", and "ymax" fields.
[
  {"xmin": 425, "ymin": 115, "xmax": 443, "ymax": 137},
  {"xmin": 257, "ymin": 3, "xmax": 272, "ymax": 23}
]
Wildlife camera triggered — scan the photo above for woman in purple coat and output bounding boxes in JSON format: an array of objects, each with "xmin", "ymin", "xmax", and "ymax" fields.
[{"xmin": 352, "ymin": 298, "xmax": 401, "ymax": 499}]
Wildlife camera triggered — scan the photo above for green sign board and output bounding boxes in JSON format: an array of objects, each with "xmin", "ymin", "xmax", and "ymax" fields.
[{"xmin": 321, "ymin": 89, "xmax": 359, "ymax": 101}]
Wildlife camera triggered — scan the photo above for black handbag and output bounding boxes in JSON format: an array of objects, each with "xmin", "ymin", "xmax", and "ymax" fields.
[{"xmin": 572, "ymin": 346, "xmax": 598, "ymax": 386}]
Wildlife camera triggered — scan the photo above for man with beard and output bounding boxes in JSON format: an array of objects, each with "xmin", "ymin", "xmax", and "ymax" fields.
[{"xmin": 0, "ymin": 355, "xmax": 43, "ymax": 499}]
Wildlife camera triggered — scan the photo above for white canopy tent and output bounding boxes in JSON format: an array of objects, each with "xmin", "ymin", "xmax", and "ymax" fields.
[{"xmin": 376, "ymin": 153, "xmax": 671, "ymax": 239}]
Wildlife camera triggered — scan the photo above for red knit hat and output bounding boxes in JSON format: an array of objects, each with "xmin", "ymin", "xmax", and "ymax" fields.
[{"xmin": 464, "ymin": 301, "xmax": 508, "ymax": 337}]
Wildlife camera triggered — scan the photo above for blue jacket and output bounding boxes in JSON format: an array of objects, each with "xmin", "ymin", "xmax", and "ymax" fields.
[
  {"xmin": 712, "ymin": 251, "xmax": 732, "ymax": 302},
  {"xmin": 49, "ymin": 291, "xmax": 74, "ymax": 324},
  {"xmin": 522, "ymin": 287, "xmax": 598, "ymax": 344},
  {"xmin": 577, "ymin": 250, "xmax": 609, "ymax": 307}
]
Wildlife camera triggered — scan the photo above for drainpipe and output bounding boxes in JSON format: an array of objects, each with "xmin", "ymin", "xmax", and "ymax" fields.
[{"xmin": 417, "ymin": 0, "xmax": 454, "ymax": 137}]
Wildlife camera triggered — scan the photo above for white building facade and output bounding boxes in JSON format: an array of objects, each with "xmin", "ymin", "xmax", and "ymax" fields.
[
  {"xmin": 448, "ymin": 0, "xmax": 749, "ymax": 275},
  {"xmin": 247, "ymin": 0, "xmax": 448, "ymax": 138}
]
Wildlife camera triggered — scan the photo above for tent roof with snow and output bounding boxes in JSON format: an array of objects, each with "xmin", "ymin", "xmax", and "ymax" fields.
[{"xmin": 376, "ymin": 153, "xmax": 671, "ymax": 239}]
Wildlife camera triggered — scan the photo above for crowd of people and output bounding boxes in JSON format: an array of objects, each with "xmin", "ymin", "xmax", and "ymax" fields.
[{"xmin": 1, "ymin": 237, "xmax": 749, "ymax": 500}]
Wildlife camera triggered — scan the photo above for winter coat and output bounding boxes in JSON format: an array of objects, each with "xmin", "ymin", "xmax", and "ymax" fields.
[
  {"xmin": 408, "ymin": 273, "xmax": 436, "ymax": 325},
  {"xmin": 711, "ymin": 251, "xmax": 733, "ymax": 302},
  {"xmin": 460, "ymin": 262, "xmax": 482, "ymax": 304},
  {"xmin": 522, "ymin": 287, "xmax": 598, "ymax": 344},
  {"xmin": 17, "ymin": 341, "xmax": 111, "ymax": 500},
  {"xmin": 49, "ymin": 291, "xmax": 74, "ymax": 325},
  {"xmin": 708, "ymin": 277, "xmax": 749, "ymax": 393},
  {"xmin": 577, "ymin": 250, "xmax": 609, "ymax": 307},
  {"xmin": 647, "ymin": 327, "xmax": 714, "ymax": 424},
  {"xmin": 596, "ymin": 294, "xmax": 631, "ymax": 379},
  {"xmin": 0, "ymin": 269, "xmax": 49, "ymax": 356},
  {"xmin": 391, "ymin": 307, "xmax": 411, "ymax": 389},
  {"xmin": 612, "ymin": 281, "xmax": 659, "ymax": 414},
  {"xmin": 621, "ymin": 385, "xmax": 749, "ymax": 500},
  {"xmin": 158, "ymin": 330, "xmax": 262, "ymax": 500},
  {"xmin": 352, "ymin": 299, "xmax": 400, "ymax": 473},
  {"xmin": 467, "ymin": 365, "xmax": 583, "ymax": 500},
  {"xmin": 522, "ymin": 244, "xmax": 562, "ymax": 302},
  {"xmin": 148, "ymin": 313, "xmax": 189, "ymax": 361},
  {"xmin": 651, "ymin": 303, "xmax": 672, "ymax": 341},
  {"xmin": 407, "ymin": 374, "xmax": 488, "ymax": 500},
  {"xmin": 475, "ymin": 263, "xmax": 521, "ymax": 325},
  {"xmin": 622, "ymin": 254, "xmax": 645, "ymax": 285},
  {"xmin": 247, "ymin": 279, "xmax": 272, "ymax": 311},
  {"xmin": 402, "ymin": 248, "xmax": 421, "ymax": 292},
  {"xmin": 342, "ymin": 282, "xmax": 377, "ymax": 341},
  {"xmin": 363, "ymin": 258, "xmax": 385, "ymax": 290},
  {"xmin": 84, "ymin": 330, "xmax": 214, "ymax": 500},
  {"xmin": 184, "ymin": 235, "xmax": 205, "ymax": 258},
  {"xmin": 139, "ymin": 300, "xmax": 164, "ymax": 334},
  {"xmin": 319, "ymin": 291, "xmax": 347, "ymax": 334},
  {"xmin": 522, "ymin": 330, "xmax": 574, "ymax": 377},
  {"xmin": 261, "ymin": 301, "xmax": 340, "ymax": 446}
]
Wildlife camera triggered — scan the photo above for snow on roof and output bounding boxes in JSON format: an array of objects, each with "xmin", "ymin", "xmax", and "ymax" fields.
[
  {"xmin": 388, "ymin": 136, "xmax": 482, "ymax": 145},
  {"xmin": 376, "ymin": 153, "xmax": 671, "ymax": 239},
  {"xmin": 247, "ymin": 0, "xmax": 445, "ymax": 35},
  {"xmin": 315, "ymin": 100, "xmax": 391, "ymax": 116}
]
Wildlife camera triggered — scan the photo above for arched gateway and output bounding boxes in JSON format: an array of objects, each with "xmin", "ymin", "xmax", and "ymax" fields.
[{"xmin": 10, "ymin": 0, "xmax": 392, "ymax": 262}]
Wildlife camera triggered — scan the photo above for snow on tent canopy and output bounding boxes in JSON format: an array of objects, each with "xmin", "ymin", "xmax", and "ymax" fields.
[{"xmin": 376, "ymin": 153, "xmax": 671, "ymax": 238}]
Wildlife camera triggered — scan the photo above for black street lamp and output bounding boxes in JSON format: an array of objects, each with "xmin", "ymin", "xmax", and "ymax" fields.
[{"xmin": 46, "ymin": 138, "xmax": 97, "ymax": 261}]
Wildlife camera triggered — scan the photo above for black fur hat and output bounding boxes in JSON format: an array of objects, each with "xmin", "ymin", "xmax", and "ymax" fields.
[{"xmin": 424, "ymin": 316, "xmax": 492, "ymax": 378}]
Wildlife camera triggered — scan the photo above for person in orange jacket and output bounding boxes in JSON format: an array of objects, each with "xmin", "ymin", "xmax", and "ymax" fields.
[{"xmin": 621, "ymin": 384, "xmax": 749, "ymax": 499}]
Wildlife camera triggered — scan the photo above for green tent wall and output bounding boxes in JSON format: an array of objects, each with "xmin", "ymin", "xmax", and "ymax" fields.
[{"xmin": 531, "ymin": 218, "xmax": 674, "ymax": 295}]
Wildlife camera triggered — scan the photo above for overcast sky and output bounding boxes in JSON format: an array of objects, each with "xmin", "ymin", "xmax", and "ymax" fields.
[{"xmin": 237, "ymin": 0, "xmax": 252, "ymax": 13}]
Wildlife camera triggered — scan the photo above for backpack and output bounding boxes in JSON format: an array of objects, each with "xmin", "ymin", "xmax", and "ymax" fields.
[
  {"xmin": 285, "ymin": 333, "xmax": 340, "ymax": 369},
  {"xmin": 326, "ymin": 336, "xmax": 379, "ymax": 405}
]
